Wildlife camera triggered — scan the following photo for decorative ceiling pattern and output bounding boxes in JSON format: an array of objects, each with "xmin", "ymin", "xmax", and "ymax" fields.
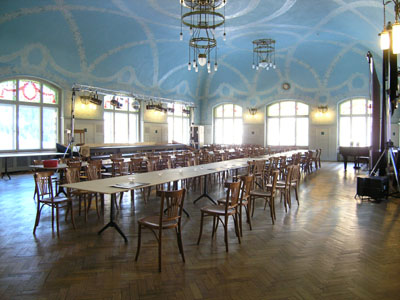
[{"xmin": 0, "ymin": 0, "xmax": 387, "ymax": 123}]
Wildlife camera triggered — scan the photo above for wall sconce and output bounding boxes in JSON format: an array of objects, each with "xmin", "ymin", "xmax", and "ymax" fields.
[
  {"xmin": 248, "ymin": 107, "xmax": 258, "ymax": 115},
  {"xmin": 317, "ymin": 105, "xmax": 328, "ymax": 114}
]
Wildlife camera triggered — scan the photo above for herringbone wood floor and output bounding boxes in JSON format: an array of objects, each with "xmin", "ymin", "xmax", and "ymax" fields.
[{"xmin": 0, "ymin": 162, "xmax": 399, "ymax": 299}]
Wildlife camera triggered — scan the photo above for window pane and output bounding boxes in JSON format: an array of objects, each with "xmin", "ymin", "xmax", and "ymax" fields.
[
  {"xmin": 183, "ymin": 118, "xmax": 190, "ymax": 144},
  {"xmin": 234, "ymin": 105, "xmax": 242, "ymax": 117},
  {"xmin": 224, "ymin": 104, "xmax": 234, "ymax": 118},
  {"xmin": 352, "ymin": 99, "xmax": 366, "ymax": 115},
  {"xmin": 223, "ymin": 118, "xmax": 234, "ymax": 144},
  {"xmin": 174, "ymin": 118, "xmax": 183, "ymax": 143},
  {"xmin": 352, "ymin": 117, "xmax": 366, "ymax": 146},
  {"xmin": 280, "ymin": 101, "xmax": 295, "ymax": 116},
  {"xmin": 215, "ymin": 105, "xmax": 223, "ymax": 118},
  {"xmin": 340, "ymin": 101, "xmax": 350, "ymax": 115},
  {"xmin": 0, "ymin": 80, "xmax": 16, "ymax": 101},
  {"xmin": 104, "ymin": 95, "xmax": 113, "ymax": 110},
  {"xmin": 175, "ymin": 103, "xmax": 183, "ymax": 116},
  {"xmin": 168, "ymin": 116, "xmax": 173, "ymax": 143},
  {"xmin": 0, "ymin": 104, "xmax": 15, "ymax": 150},
  {"xmin": 43, "ymin": 85, "xmax": 58, "ymax": 104},
  {"xmin": 215, "ymin": 119, "xmax": 223, "ymax": 144},
  {"xmin": 114, "ymin": 113, "xmax": 128, "ymax": 143},
  {"xmin": 267, "ymin": 118, "xmax": 279, "ymax": 146},
  {"xmin": 43, "ymin": 107, "xmax": 58, "ymax": 148},
  {"xmin": 296, "ymin": 118, "xmax": 308, "ymax": 146},
  {"xmin": 339, "ymin": 117, "xmax": 351, "ymax": 146},
  {"xmin": 104, "ymin": 111, "xmax": 114, "ymax": 143},
  {"xmin": 19, "ymin": 105, "xmax": 40, "ymax": 149},
  {"xmin": 233, "ymin": 119, "xmax": 243, "ymax": 144},
  {"xmin": 19, "ymin": 80, "xmax": 41, "ymax": 103},
  {"xmin": 280, "ymin": 118, "xmax": 295, "ymax": 145},
  {"xmin": 268, "ymin": 103, "xmax": 279, "ymax": 116},
  {"xmin": 129, "ymin": 114, "xmax": 138, "ymax": 143},
  {"xmin": 118, "ymin": 97, "xmax": 129, "ymax": 111},
  {"xmin": 296, "ymin": 102, "xmax": 309, "ymax": 116}
]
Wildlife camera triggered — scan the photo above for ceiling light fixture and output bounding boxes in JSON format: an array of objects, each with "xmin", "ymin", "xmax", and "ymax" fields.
[
  {"xmin": 180, "ymin": 0, "xmax": 227, "ymax": 73},
  {"xmin": 248, "ymin": 107, "xmax": 258, "ymax": 115},
  {"xmin": 252, "ymin": 39, "xmax": 276, "ymax": 71},
  {"xmin": 380, "ymin": 0, "xmax": 400, "ymax": 53}
]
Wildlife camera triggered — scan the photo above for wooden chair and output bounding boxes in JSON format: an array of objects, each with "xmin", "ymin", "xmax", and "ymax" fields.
[
  {"xmin": 218, "ymin": 175, "xmax": 254, "ymax": 236},
  {"xmin": 197, "ymin": 181, "xmax": 241, "ymax": 252},
  {"xmin": 85, "ymin": 164, "xmax": 102, "ymax": 218},
  {"xmin": 289, "ymin": 164, "xmax": 301, "ymax": 206},
  {"xmin": 33, "ymin": 171, "xmax": 75, "ymax": 237},
  {"xmin": 135, "ymin": 189, "xmax": 186, "ymax": 272},
  {"xmin": 250, "ymin": 170, "xmax": 279, "ymax": 224},
  {"xmin": 274, "ymin": 165, "xmax": 294, "ymax": 212}
]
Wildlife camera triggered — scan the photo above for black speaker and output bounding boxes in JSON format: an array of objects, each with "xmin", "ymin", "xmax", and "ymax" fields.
[{"xmin": 356, "ymin": 176, "xmax": 388, "ymax": 200}]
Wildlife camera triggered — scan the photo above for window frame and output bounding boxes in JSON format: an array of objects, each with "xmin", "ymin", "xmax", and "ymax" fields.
[
  {"xmin": 0, "ymin": 77, "xmax": 60, "ymax": 152},
  {"xmin": 338, "ymin": 98, "xmax": 372, "ymax": 147},
  {"xmin": 103, "ymin": 95, "xmax": 140, "ymax": 144},
  {"xmin": 266, "ymin": 100, "xmax": 309, "ymax": 147},
  {"xmin": 213, "ymin": 103, "xmax": 243, "ymax": 145}
]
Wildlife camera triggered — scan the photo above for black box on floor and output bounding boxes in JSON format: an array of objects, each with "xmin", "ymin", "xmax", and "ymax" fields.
[{"xmin": 356, "ymin": 175, "xmax": 388, "ymax": 199}]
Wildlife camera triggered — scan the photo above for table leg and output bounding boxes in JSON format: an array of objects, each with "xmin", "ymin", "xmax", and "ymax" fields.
[
  {"xmin": 1, "ymin": 157, "xmax": 11, "ymax": 180},
  {"xmin": 98, "ymin": 193, "xmax": 128, "ymax": 242},
  {"xmin": 193, "ymin": 174, "xmax": 217, "ymax": 205}
]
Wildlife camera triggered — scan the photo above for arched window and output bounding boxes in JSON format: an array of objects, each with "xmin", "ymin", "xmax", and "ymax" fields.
[
  {"xmin": 267, "ymin": 101, "xmax": 309, "ymax": 146},
  {"xmin": 338, "ymin": 98, "xmax": 372, "ymax": 146},
  {"xmin": 0, "ymin": 78, "xmax": 60, "ymax": 151},
  {"xmin": 167, "ymin": 103, "xmax": 190, "ymax": 144},
  {"xmin": 213, "ymin": 103, "xmax": 243, "ymax": 144},
  {"xmin": 103, "ymin": 96, "xmax": 139, "ymax": 143}
]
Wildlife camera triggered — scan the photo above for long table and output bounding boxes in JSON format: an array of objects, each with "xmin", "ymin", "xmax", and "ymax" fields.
[
  {"xmin": 62, "ymin": 150, "xmax": 305, "ymax": 241},
  {"xmin": 0, "ymin": 152, "xmax": 64, "ymax": 179}
]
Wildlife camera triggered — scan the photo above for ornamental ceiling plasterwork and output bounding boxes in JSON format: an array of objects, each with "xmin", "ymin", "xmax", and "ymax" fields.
[{"xmin": 0, "ymin": 0, "xmax": 386, "ymax": 123}]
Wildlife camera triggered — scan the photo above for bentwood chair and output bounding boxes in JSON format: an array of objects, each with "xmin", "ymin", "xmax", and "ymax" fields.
[
  {"xmin": 33, "ymin": 171, "xmax": 75, "ymax": 237},
  {"xmin": 197, "ymin": 181, "xmax": 241, "ymax": 252},
  {"xmin": 218, "ymin": 175, "xmax": 254, "ymax": 236},
  {"xmin": 250, "ymin": 170, "xmax": 279, "ymax": 224},
  {"xmin": 274, "ymin": 165, "xmax": 294, "ymax": 212},
  {"xmin": 135, "ymin": 189, "xmax": 186, "ymax": 272}
]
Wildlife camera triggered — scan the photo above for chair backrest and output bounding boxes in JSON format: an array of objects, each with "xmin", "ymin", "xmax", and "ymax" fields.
[
  {"xmin": 86, "ymin": 164, "xmax": 102, "ymax": 180},
  {"xmin": 33, "ymin": 160, "xmax": 43, "ymax": 165},
  {"xmin": 269, "ymin": 170, "xmax": 279, "ymax": 198},
  {"xmin": 110, "ymin": 153, "xmax": 122, "ymax": 160},
  {"xmin": 223, "ymin": 181, "xmax": 241, "ymax": 211},
  {"xmin": 158, "ymin": 157, "xmax": 172, "ymax": 170},
  {"xmin": 115, "ymin": 161, "xmax": 130, "ymax": 176},
  {"xmin": 240, "ymin": 175, "xmax": 254, "ymax": 202},
  {"xmin": 157, "ymin": 189, "xmax": 186, "ymax": 224},
  {"xmin": 65, "ymin": 167, "xmax": 81, "ymax": 184},
  {"xmin": 284, "ymin": 165, "xmax": 294, "ymax": 187},
  {"xmin": 67, "ymin": 160, "xmax": 82, "ymax": 168},
  {"xmin": 147, "ymin": 158, "xmax": 159, "ymax": 172},
  {"xmin": 130, "ymin": 158, "xmax": 146, "ymax": 173},
  {"xmin": 291, "ymin": 164, "xmax": 300, "ymax": 183},
  {"xmin": 34, "ymin": 171, "xmax": 54, "ymax": 201}
]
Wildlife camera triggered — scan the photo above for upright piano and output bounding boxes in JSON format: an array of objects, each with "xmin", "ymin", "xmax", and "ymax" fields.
[{"xmin": 339, "ymin": 146, "xmax": 370, "ymax": 170}]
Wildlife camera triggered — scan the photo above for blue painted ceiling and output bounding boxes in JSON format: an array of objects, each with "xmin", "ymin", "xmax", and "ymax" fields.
[{"xmin": 0, "ymin": 0, "xmax": 389, "ymax": 122}]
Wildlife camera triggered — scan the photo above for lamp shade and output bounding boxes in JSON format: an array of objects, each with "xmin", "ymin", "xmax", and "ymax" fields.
[
  {"xmin": 392, "ymin": 22, "xmax": 400, "ymax": 54},
  {"xmin": 380, "ymin": 30, "xmax": 390, "ymax": 50},
  {"xmin": 198, "ymin": 54, "xmax": 207, "ymax": 66}
]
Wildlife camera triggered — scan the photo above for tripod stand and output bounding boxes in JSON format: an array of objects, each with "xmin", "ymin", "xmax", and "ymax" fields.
[{"xmin": 370, "ymin": 141, "xmax": 400, "ymax": 193}]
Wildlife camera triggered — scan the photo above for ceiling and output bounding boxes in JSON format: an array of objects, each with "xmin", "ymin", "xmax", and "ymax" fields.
[{"xmin": 0, "ymin": 0, "xmax": 389, "ymax": 122}]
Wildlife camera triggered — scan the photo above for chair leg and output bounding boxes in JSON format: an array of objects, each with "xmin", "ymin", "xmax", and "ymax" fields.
[
  {"xmin": 51, "ymin": 205, "xmax": 55, "ymax": 232},
  {"xmin": 56, "ymin": 204, "xmax": 60, "ymax": 237},
  {"xmin": 176, "ymin": 226, "xmax": 185, "ymax": 262},
  {"xmin": 33, "ymin": 203, "xmax": 41, "ymax": 234},
  {"xmin": 233, "ymin": 214, "xmax": 241, "ymax": 244},
  {"xmin": 251, "ymin": 196, "xmax": 255, "ymax": 217},
  {"xmin": 197, "ymin": 212, "xmax": 204, "ymax": 245},
  {"xmin": 245, "ymin": 205, "xmax": 252, "ymax": 230},
  {"xmin": 135, "ymin": 224, "xmax": 142, "ymax": 261},
  {"xmin": 211, "ymin": 216, "xmax": 217, "ymax": 238},
  {"xmin": 158, "ymin": 230, "xmax": 162, "ymax": 272},
  {"xmin": 70, "ymin": 200, "xmax": 76, "ymax": 229},
  {"xmin": 269, "ymin": 200, "xmax": 275, "ymax": 224},
  {"xmin": 294, "ymin": 186, "xmax": 299, "ymax": 205},
  {"xmin": 224, "ymin": 214, "xmax": 229, "ymax": 252},
  {"xmin": 239, "ymin": 205, "xmax": 243, "ymax": 237}
]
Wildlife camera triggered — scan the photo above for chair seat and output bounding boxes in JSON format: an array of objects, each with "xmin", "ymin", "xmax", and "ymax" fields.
[
  {"xmin": 200, "ymin": 205, "xmax": 236, "ymax": 215},
  {"xmin": 39, "ymin": 196, "xmax": 70, "ymax": 204},
  {"xmin": 250, "ymin": 189, "xmax": 273, "ymax": 197},
  {"xmin": 138, "ymin": 215, "xmax": 179, "ymax": 229}
]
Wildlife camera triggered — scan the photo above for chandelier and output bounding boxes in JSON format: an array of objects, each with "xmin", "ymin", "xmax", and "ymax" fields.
[
  {"xmin": 180, "ymin": 0, "xmax": 227, "ymax": 73},
  {"xmin": 252, "ymin": 39, "xmax": 276, "ymax": 70}
]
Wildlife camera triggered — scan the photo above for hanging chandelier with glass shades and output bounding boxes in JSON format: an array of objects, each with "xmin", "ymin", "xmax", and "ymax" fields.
[
  {"xmin": 180, "ymin": 0, "xmax": 227, "ymax": 73},
  {"xmin": 252, "ymin": 38, "xmax": 276, "ymax": 71}
]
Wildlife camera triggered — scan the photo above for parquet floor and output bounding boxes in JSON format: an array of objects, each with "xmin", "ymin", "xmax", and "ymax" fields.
[{"xmin": 0, "ymin": 162, "xmax": 400, "ymax": 299}]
